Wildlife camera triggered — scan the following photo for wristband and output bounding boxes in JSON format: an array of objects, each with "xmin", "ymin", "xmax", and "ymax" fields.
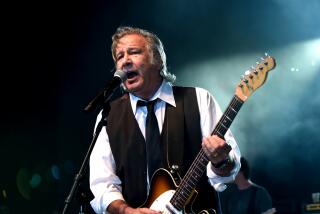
[{"xmin": 212, "ymin": 156, "xmax": 232, "ymax": 169}]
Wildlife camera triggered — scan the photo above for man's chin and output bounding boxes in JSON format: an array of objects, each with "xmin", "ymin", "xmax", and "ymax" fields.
[{"xmin": 124, "ymin": 83, "xmax": 142, "ymax": 94}]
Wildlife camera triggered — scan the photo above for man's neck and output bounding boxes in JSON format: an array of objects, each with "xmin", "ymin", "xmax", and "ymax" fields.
[
  {"xmin": 235, "ymin": 178, "xmax": 252, "ymax": 190},
  {"xmin": 136, "ymin": 79, "xmax": 163, "ymax": 100}
]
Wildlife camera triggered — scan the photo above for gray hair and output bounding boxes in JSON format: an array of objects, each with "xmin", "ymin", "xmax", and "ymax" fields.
[{"xmin": 111, "ymin": 26, "xmax": 176, "ymax": 83}]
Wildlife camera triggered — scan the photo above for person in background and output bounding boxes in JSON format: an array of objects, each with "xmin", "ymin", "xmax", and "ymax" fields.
[
  {"xmin": 89, "ymin": 26, "xmax": 241, "ymax": 214},
  {"xmin": 220, "ymin": 157, "xmax": 276, "ymax": 214}
]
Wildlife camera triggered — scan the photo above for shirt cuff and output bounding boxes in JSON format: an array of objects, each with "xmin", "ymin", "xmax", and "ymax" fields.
[
  {"xmin": 90, "ymin": 191, "xmax": 124, "ymax": 214},
  {"xmin": 206, "ymin": 153, "xmax": 240, "ymax": 192}
]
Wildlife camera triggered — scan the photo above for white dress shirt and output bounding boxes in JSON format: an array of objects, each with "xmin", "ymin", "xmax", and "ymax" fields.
[{"xmin": 89, "ymin": 81, "xmax": 241, "ymax": 214}]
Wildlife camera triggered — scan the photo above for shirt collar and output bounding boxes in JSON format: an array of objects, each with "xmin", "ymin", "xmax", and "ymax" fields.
[{"xmin": 130, "ymin": 80, "xmax": 176, "ymax": 113}]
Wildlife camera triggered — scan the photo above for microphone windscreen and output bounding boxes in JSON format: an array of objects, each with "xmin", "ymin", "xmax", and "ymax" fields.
[{"xmin": 114, "ymin": 70, "xmax": 127, "ymax": 81}]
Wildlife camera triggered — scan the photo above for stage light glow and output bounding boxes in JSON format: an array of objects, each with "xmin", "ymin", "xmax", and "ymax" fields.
[
  {"xmin": 2, "ymin": 189, "xmax": 8, "ymax": 199},
  {"xmin": 51, "ymin": 165, "xmax": 61, "ymax": 180},
  {"xmin": 302, "ymin": 38, "xmax": 320, "ymax": 65},
  {"xmin": 16, "ymin": 168, "xmax": 31, "ymax": 200},
  {"xmin": 30, "ymin": 174, "xmax": 42, "ymax": 188},
  {"xmin": 309, "ymin": 38, "xmax": 320, "ymax": 57}
]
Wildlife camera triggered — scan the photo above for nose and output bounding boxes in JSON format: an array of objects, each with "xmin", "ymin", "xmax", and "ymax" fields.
[{"xmin": 121, "ymin": 54, "xmax": 133, "ymax": 71}]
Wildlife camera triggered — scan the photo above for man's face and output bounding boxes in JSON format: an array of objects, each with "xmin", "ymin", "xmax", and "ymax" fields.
[{"xmin": 115, "ymin": 34, "xmax": 162, "ymax": 100}]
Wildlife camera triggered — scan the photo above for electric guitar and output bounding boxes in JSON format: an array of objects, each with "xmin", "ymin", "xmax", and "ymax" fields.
[{"xmin": 142, "ymin": 54, "xmax": 276, "ymax": 214}]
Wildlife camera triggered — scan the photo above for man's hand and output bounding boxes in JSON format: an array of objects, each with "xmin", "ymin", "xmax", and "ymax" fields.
[
  {"xmin": 202, "ymin": 135, "xmax": 234, "ymax": 176},
  {"xmin": 107, "ymin": 200, "xmax": 161, "ymax": 214},
  {"xmin": 202, "ymin": 135, "xmax": 231, "ymax": 164}
]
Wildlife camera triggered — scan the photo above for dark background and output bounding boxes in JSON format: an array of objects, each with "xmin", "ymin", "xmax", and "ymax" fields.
[{"xmin": 1, "ymin": 0, "xmax": 320, "ymax": 213}]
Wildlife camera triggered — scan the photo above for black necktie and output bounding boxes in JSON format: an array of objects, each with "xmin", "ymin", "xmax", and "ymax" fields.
[{"xmin": 137, "ymin": 99, "xmax": 162, "ymax": 180}]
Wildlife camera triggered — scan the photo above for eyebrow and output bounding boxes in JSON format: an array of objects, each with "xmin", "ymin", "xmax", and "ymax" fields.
[
  {"xmin": 128, "ymin": 47, "xmax": 142, "ymax": 52},
  {"xmin": 116, "ymin": 47, "xmax": 142, "ymax": 55}
]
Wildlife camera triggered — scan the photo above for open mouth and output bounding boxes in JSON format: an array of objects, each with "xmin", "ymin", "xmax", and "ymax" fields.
[{"xmin": 126, "ymin": 71, "xmax": 139, "ymax": 79}]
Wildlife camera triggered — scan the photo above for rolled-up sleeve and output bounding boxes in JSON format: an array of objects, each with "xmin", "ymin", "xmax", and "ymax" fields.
[{"xmin": 89, "ymin": 112, "xmax": 124, "ymax": 214}]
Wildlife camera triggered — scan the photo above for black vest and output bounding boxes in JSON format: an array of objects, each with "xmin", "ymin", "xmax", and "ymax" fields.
[{"xmin": 106, "ymin": 86, "xmax": 217, "ymax": 209}]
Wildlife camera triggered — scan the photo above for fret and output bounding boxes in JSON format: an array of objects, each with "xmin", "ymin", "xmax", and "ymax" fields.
[
  {"xmin": 193, "ymin": 167, "xmax": 202, "ymax": 177},
  {"xmin": 234, "ymin": 95, "xmax": 243, "ymax": 103},
  {"xmin": 177, "ymin": 191, "xmax": 188, "ymax": 200},
  {"xmin": 218, "ymin": 123, "xmax": 228, "ymax": 130},
  {"xmin": 180, "ymin": 185, "xmax": 192, "ymax": 195},
  {"xmin": 184, "ymin": 177, "xmax": 196, "ymax": 186},
  {"xmin": 192, "ymin": 174, "xmax": 199, "ymax": 181},
  {"xmin": 197, "ymin": 159, "xmax": 207, "ymax": 168},
  {"xmin": 230, "ymin": 106, "xmax": 237, "ymax": 113},
  {"xmin": 196, "ymin": 162, "xmax": 206, "ymax": 170},
  {"xmin": 221, "ymin": 118, "xmax": 232, "ymax": 127},
  {"xmin": 216, "ymin": 130, "xmax": 223, "ymax": 138},
  {"xmin": 182, "ymin": 181, "xmax": 194, "ymax": 190},
  {"xmin": 193, "ymin": 170, "xmax": 200, "ymax": 177},
  {"xmin": 217, "ymin": 128, "xmax": 227, "ymax": 138},
  {"xmin": 224, "ymin": 115, "xmax": 232, "ymax": 122},
  {"xmin": 198, "ymin": 155, "xmax": 206, "ymax": 162},
  {"xmin": 173, "ymin": 194, "xmax": 188, "ymax": 208},
  {"xmin": 175, "ymin": 198, "xmax": 185, "ymax": 210},
  {"xmin": 172, "ymin": 200, "xmax": 183, "ymax": 210},
  {"xmin": 226, "ymin": 108, "xmax": 237, "ymax": 119},
  {"xmin": 181, "ymin": 180, "xmax": 193, "ymax": 190},
  {"xmin": 189, "ymin": 175, "xmax": 198, "ymax": 184}
]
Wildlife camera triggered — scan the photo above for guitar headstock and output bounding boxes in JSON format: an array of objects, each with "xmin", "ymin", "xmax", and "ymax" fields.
[{"xmin": 235, "ymin": 54, "xmax": 276, "ymax": 102}]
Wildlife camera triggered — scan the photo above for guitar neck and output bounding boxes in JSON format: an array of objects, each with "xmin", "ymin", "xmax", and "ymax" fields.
[
  {"xmin": 211, "ymin": 95, "xmax": 244, "ymax": 137},
  {"xmin": 169, "ymin": 95, "xmax": 244, "ymax": 210}
]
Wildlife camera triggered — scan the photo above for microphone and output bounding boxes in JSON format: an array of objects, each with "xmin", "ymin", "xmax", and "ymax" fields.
[{"xmin": 84, "ymin": 70, "xmax": 127, "ymax": 112}]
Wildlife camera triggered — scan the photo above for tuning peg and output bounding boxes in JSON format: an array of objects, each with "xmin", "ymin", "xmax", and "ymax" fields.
[
  {"xmin": 241, "ymin": 75, "xmax": 248, "ymax": 83},
  {"xmin": 250, "ymin": 66, "xmax": 259, "ymax": 74},
  {"xmin": 244, "ymin": 70, "xmax": 251, "ymax": 76},
  {"xmin": 245, "ymin": 71, "xmax": 254, "ymax": 79}
]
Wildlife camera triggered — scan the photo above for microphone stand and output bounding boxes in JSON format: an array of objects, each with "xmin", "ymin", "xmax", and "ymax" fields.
[{"xmin": 62, "ymin": 88, "xmax": 120, "ymax": 214}]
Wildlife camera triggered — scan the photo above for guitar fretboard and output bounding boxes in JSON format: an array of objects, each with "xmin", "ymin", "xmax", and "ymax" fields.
[{"xmin": 169, "ymin": 95, "xmax": 244, "ymax": 210}]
